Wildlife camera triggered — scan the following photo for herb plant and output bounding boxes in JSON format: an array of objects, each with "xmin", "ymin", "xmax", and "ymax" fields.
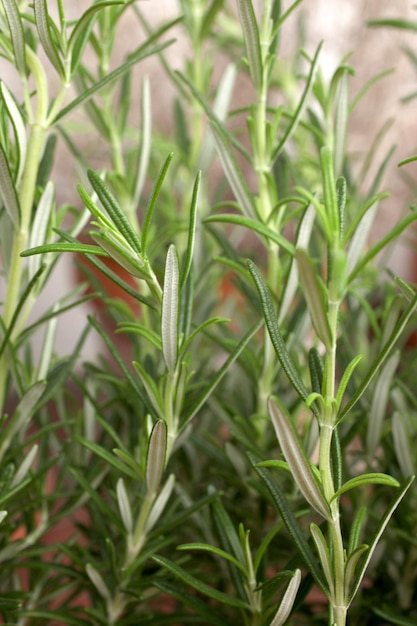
[{"xmin": 0, "ymin": 1, "xmax": 416, "ymax": 625}]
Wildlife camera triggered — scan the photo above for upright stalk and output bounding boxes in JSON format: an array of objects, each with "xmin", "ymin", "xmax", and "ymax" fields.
[
  {"xmin": 0, "ymin": 48, "xmax": 48, "ymax": 411},
  {"xmin": 319, "ymin": 251, "xmax": 346, "ymax": 625}
]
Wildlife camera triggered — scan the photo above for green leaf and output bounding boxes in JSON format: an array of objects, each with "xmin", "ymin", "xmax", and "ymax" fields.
[
  {"xmin": 344, "ymin": 544, "xmax": 368, "ymax": 601},
  {"xmin": 272, "ymin": 41, "xmax": 323, "ymax": 163},
  {"xmin": 248, "ymin": 453, "xmax": 327, "ymax": 592},
  {"xmin": 333, "ymin": 69, "xmax": 350, "ymax": 178},
  {"xmin": 331, "ymin": 473, "xmax": 399, "ymax": 502},
  {"xmin": 335, "ymin": 354, "xmax": 363, "ymax": 411},
  {"xmin": 269, "ymin": 569, "xmax": 301, "ymax": 626},
  {"xmin": 320, "ymin": 147, "xmax": 339, "ymax": 239},
  {"xmin": 268, "ymin": 398, "xmax": 330, "ymax": 520},
  {"xmin": 152, "ymin": 555, "xmax": 250, "ymax": 610},
  {"xmin": 68, "ymin": 1, "xmax": 123, "ymax": 76},
  {"xmin": 367, "ymin": 350, "xmax": 400, "ymax": 455},
  {"xmin": 210, "ymin": 124, "xmax": 257, "ymax": 220},
  {"xmin": 1, "ymin": 0, "xmax": 25, "ymax": 75},
  {"xmin": 28, "ymin": 181, "xmax": 55, "ymax": 280},
  {"xmin": 296, "ymin": 248, "xmax": 332, "ymax": 349},
  {"xmin": 348, "ymin": 210, "xmax": 417, "ymax": 283},
  {"xmin": 75, "ymin": 436, "xmax": 139, "ymax": 480},
  {"xmin": 236, "ymin": 0, "xmax": 263, "ymax": 92},
  {"xmin": 180, "ymin": 170, "xmax": 200, "ymax": 289},
  {"xmin": 279, "ymin": 203, "xmax": 315, "ymax": 323},
  {"xmin": 161, "ymin": 245, "xmax": 179, "ymax": 372},
  {"xmin": 176, "ymin": 70, "xmax": 251, "ymax": 163},
  {"xmin": 87, "ymin": 169, "xmax": 142, "ymax": 255},
  {"xmin": 0, "ymin": 80, "xmax": 26, "ymax": 185},
  {"xmin": 116, "ymin": 478, "xmax": 133, "ymax": 533},
  {"xmin": 373, "ymin": 607, "xmax": 417, "ymax": 626},
  {"xmin": 347, "ymin": 506, "xmax": 367, "ymax": 556},
  {"xmin": 347, "ymin": 475, "xmax": 414, "ymax": 607},
  {"xmin": 146, "ymin": 420, "xmax": 167, "ymax": 493},
  {"xmin": 33, "ymin": 0, "xmax": 65, "ymax": 77},
  {"xmin": 367, "ymin": 18, "xmax": 417, "ymax": 32},
  {"xmin": 392, "ymin": 413, "xmax": 415, "ymax": 479},
  {"xmin": 177, "ymin": 543, "xmax": 248, "ymax": 576},
  {"xmin": 310, "ymin": 523, "xmax": 334, "ymax": 595},
  {"xmin": 247, "ymin": 260, "xmax": 312, "ymax": 408},
  {"xmin": 145, "ymin": 473, "xmax": 175, "ymax": 532},
  {"xmin": 141, "ymin": 153, "xmax": 173, "ymax": 255},
  {"xmin": 133, "ymin": 360, "xmax": 164, "ymax": 420},
  {"xmin": 0, "ymin": 381, "xmax": 45, "ymax": 464},
  {"xmin": 21, "ymin": 241, "xmax": 106, "ymax": 258},
  {"xmin": 133, "ymin": 76, "xmax": 151, "ymax": 208},
  {"xmin": 0, "ymin": 143, "xmax": 20, "ymax": 226},
  {"xmin": 0, "ymin": 264, "xmax": 45, "ymax": 360},
  {"xmin": 205, "ymin": 213, "xmax": 295, "ymax": 255}
]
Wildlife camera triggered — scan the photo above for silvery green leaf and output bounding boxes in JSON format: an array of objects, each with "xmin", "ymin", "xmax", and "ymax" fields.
[
  {"xmin": 367, "ymin": 350, "xmax": 400, "ymax": 456},
  {"xmin": 210, "ymin": 124, "xmax": 257, "ymax": 220},
  {"xmin": 146, "ymin": 420, "xmax": 167, "ymax": 493},
  {"xmin": 296, "ymin": 248, "xmax": 332, "ymax": 349},
  {"xmin": 86, "ymin": 564, "xmax": 111, "ymax": 601},
  {"xmin": 1, "ymin": 0, "xmax": 25, "ymax": 75},
  {"xmin": 320, "ymin": 147, "xmax": 339, "ymax": 240},
  {"xmin": 28, "ymin": 181, "xmax": 54, "ymax": 281},
  {"xmin": 310, "ymin": 523, "xmax": 334, "ymax": 596},
  {"xmin": 34, "ymin": 305, "xmax": 58, "ymax": 381},
  {"xmin": 161, "ymin": 245, "xmax": 179, "ymax": 372},
  {"xmin": 133, "ymin": 75, "xmax": 151, "ymax": 208},
  {"xmin": 10, "ymin": 444, "xmax": 38, "ymax": 488},
  {"xmin": 199, "ymin": 64, "xmax": 236, "ymax": 170},
  {"xmin": 269, "ymin": 569, "xmax": 301, "ymax": 626},
  {"xmin": 0, "ymin": 512, "xmax": 7, "ymax": 525},
  {"xmin": 392, "ymin": 412, "xmax": 414, "ymax": 478},
  {"xmin": 279, "ymin": 204, "xmax": 315, "ymax": 324},
  {"xmin": 90, "ymin": 230, "xmax": 146, "ymax": 279},
  {"xmin": 133, "ymin": 361, "xmax": 164, "ymax": 420},
  {"xmin": 344, "ymin": 544, "xmax": 368, "ymax": 601},
  {"xmin": 33, "ymin": 0, "xmax": 65, "ymax": 78},
  {"xmin": 0, "ymin": 382, "xmax": 45, "ymax": 463},
  {"xmin": 0, "ymin": 144, "xmax": 20, "ymax": 227},
  {"xmin": 346, "ymin": 199, "xmax": 379, "ymax": 276},
  {"xmin": 117, "ymin": 478, "xmax": 133, "ymax": 533},
  {"xmin": 333, "ymin": 69, "xmax": 350, "ymax": 178},
  {"xmin": 236, "ymin": 0, "xmax": 262, "ymax": 92},
  {"xmin": 145, "ymin": 473, "xmax": 175, "ymax": 532},
  {"xmin": 180, "ymin": 171, "xmax": 199, "ymax": 290},
  {"xmin": 268, "ymin": 398, "xmax": 330, "ymax": 520},
  {"xmin": 272, "ymin": 42, "xmax": 323, "ymax": 163},
  {"xmin": 0, "ymin": 80, "xmax": 26, "ymax": 184}
]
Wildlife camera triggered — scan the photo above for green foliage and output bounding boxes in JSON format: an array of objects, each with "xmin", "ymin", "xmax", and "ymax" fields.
[{"xmin": 0, "ymin": 0, "xmax": 417, "ymax": 624}]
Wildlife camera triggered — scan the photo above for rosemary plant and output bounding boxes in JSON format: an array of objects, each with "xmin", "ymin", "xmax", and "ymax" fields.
[{"xmin": 0, "ymin": 1, "xmax": 416, "ymax": 625}]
